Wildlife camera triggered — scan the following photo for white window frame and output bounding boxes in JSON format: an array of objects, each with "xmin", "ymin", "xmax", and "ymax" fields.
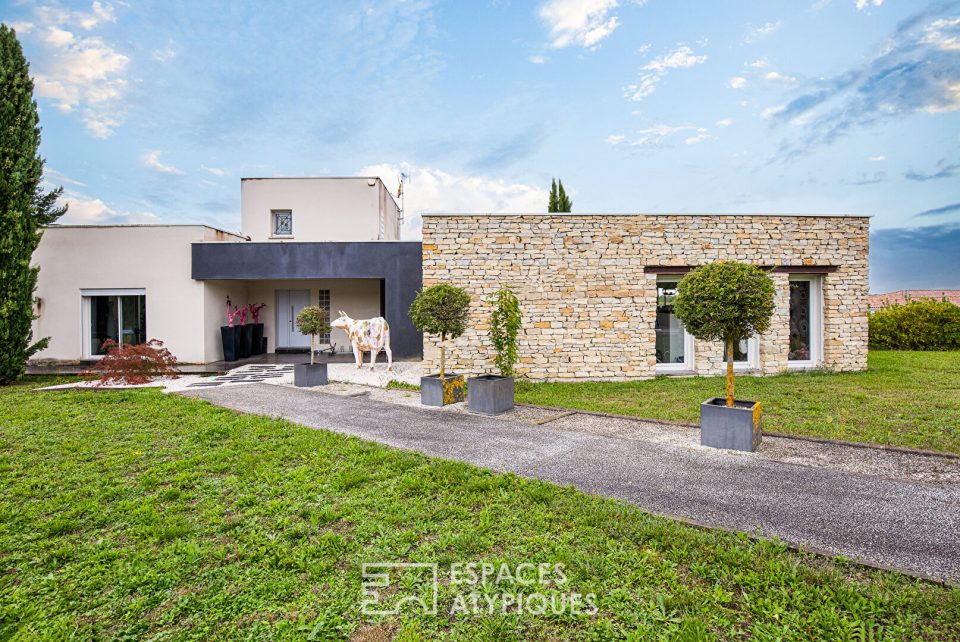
[
  {"xmin": 787, "ymin": 274, "xmax": 823, "ymax": 370},
  {"xmin": 270, "ymin": 209, "xmax": 293, "ymax": 238},
  {"xmin": 733, "ymin": 336, "xmax": 760, "ymax": 372},
  {"xmin": 80, "ymin": 288, "xmax": 146, "ymax": 359},
  {"xmin": 655, "ymin": 277, "xmax": 695, "ymax": 374}
]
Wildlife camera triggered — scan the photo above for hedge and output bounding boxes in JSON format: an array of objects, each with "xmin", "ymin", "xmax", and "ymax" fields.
[{"xmin": 869, "ymin": 299, "xmax": 960, "ymax": 350}]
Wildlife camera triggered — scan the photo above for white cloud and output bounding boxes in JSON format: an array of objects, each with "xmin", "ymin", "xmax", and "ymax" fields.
[
  {"xmin": 763, "ymin": 70, "xmax": 797, "ymax": 84},
  {"xmin": 923, "ymin": 17, "xmax": 960, "ymax": 52},
  {"xmin": 16, "ymin": 2, "xmax": 129, "ymax": 138},
  {"xmin": 359, "ymin": 163, "xmax": 548, "ymax": 239},
  {"xmin": 529, "ymin": 54, "xmax": 548, "ymax": 64},
  {"xmin": 743, "ymin": 21, "xmax": 783, "ymax": 43},
  {"xmin": 202, "ymin": 165, "xmax": 228, "ymax": 177},
  {"xmin": 728, "ymin": 76, "xmax": 747, "ymax": 89},
  {"xmin": 153, "ymin": 45, "xmax": 177, "ymax": 62},
  {"xmin": 539, "ymin": 0, "xmax": 622, "ymax": 50},
  {"xmin": 856, "ymin": 0, "xmax": 883, "ymax": 11},
  {"xmin": 142, "ymin": 150, "xmax": 185, "ymax": 176},
  {"xmin": 44, "ymin": 168, "xmax": 87, "ymax": 187},
  {"xmin": 868, "ymin": 155, "xmax": 886, "ymax": 161},
  {"xmin": 716, "ymin": 118, "xmax": 734, "ymax": 127},
  {"xmin": 58, "ymin": 191, "xmax": 159, "ymax": 225},
  {"xmin": 684, "ymin": 128, "xmax": 711, "ymax": 145},
  {"xmin": 624, "ymin": 45, "xmax": 707, "ymax": 101},
  {"xmin": 746, "ymin": 58, "xmax": 770, "ymax": 68},
  {"xmin": 606, "ymin": 123, "xmax": 708, "ymax": 148},
  {"xmin": 761, "ymin": 104, "xmax": 786, "ymax": 119}
]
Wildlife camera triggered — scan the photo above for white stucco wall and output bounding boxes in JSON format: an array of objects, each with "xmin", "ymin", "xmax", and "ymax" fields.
[
  {"xmin": 31, "ymin": 225, "xmax": 241, "ymax": 364},
  {"xmin": 244, "ymin": 279, "xmax": 381, "ymax": 352},
  {"xmin": 240, "ymin": 177, "xmax": 400, "ymax": 242}
]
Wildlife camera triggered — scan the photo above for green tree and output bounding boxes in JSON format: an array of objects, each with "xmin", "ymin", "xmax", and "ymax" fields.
[
  {"xmin": 557, "ymin": 179, "xmax": 572, "ymax": 212},
  {"xmin": 673, "ymin": 262, "xmax": 775, "ymax": 407},
  {"xmin": 489, "ymin": 286, "xmax": 522, "ymax": 377},
  {"xmin": 548, "ymin": 179, "xmax": 558, "ymax": 212},
  {"xmin": 409, "ymin": 283, "xmax": 470, "ymax": 379},
  {"xmin": 547, "ymin": 178, "xmax": 572, "ymax": 213},
  {"xmin": 295, "ymin": 306, "xmax": 330, "ymax": 365},
  {"xmin": 0, "ymin": 25, "xmax": 66, "ymax": 384}
]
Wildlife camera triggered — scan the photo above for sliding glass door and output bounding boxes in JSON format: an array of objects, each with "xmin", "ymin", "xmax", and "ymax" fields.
[{"xmin": 83, "ymin": 290, "xmax": 146, "ymax": 356}]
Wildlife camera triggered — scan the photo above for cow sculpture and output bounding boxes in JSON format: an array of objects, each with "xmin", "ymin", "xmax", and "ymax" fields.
[{"xmin": 331, "ymin": 311, "xmax": 393, "ymax": 371}]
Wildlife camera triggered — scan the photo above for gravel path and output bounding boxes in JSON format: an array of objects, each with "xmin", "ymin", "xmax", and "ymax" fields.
[{"xmin": 181, "ymin": 383, "xmax": 960, "ymax": 583}]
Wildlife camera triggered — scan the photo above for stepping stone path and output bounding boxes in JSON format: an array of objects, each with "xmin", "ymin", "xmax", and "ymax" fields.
[{"xmin": 186, "ymin": 364, "xmax": 294, "ymax": 388}]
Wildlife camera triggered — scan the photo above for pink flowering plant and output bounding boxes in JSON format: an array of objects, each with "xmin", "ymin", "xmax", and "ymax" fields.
[{"xmin": 249, "ymin": 303, "xmax": 267, "ymax": 324}]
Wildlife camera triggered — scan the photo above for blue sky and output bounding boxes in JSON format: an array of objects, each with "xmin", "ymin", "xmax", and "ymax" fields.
[{"xmin": 3, "ymin": 0, "xmax": 959, "ymax": 291}]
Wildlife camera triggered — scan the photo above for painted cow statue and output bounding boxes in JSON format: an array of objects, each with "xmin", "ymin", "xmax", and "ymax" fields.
[{"xmin": 331, "ymin": 311, "xmax": 393, "ymax": 371}]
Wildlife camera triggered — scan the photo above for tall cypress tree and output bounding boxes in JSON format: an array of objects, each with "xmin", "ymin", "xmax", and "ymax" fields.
[
  {"xmin": 547, "ymin": 178, "xmax": 559, "ymax": 212},
  {"xmin": 0, "ymin": 25, "xmax": 66, "ymax": 383},
  {"xmin": 557, "ymin": 180, "xmax": 572, "ymax": 212}
]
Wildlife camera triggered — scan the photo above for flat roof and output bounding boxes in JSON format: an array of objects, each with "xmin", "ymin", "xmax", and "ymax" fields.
[
  {"xmin": 420, "ymin": 212, "xmax": 870, "ymax": 218},
  {"xmin": 46, "ymin": 223, "xmax": 245, "ymax": 237}
]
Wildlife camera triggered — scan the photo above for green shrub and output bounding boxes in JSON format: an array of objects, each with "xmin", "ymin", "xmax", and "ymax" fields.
[
  {"xmin": 488, "ymin": 286, "xmax": 522, "ymax": 377},
  {"xmin": 674, "ymin": 262, "xmax": 776, "ymax": 407},
  {"xmin": 869, "ymin": 299, "xmax": 960, "ymax": 350}
]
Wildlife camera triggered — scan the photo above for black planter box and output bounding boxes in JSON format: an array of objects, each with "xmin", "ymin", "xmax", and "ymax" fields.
[
  {"xmin": 220, "ymin": 326, "xmax": 240, "ymax": 362},
  {"xmin": 700, "ymin": 397, "xmax": 762, "ymax": 452},
  {"xmin": 294, "ymin": 362, "xmax": 328, "ymax": 387},
  {"xmin": 251, "ymin": 324, "xmax": 265, "ymax": 355},
  {"xmin": 238, "ymin": 324, "xmax": 253, "ymax": 359},
  {"xmin": 467, "ymin": 375, "xmax": 514, "ymax": 415},
  {"xmin": 261, "ymin": 337, "xmax": 268, "ymax": 354},
  {"xmin": 420, "ymin": 374, "xmax": 465, "ymax": 406}
]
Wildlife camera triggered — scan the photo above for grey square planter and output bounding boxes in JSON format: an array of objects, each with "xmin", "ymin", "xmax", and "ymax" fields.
[
  {"xmin": 420, "ymin": 374, "xmax": 465, "ymax": 406},
  {"xmin": 700, "ymin": 397, "xmax": 762, "ymax": 452},
  {"xmin": 294, "ymin": 363, "xmax": 328, "ymax": 387},
  {"xmin": 467, "ymin": 375, "xmax": 514, "ymax": 415}
]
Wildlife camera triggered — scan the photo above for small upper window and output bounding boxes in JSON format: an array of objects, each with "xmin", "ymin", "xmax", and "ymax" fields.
[{"xmin": 272, "ymin": 210, "xmax": 292, "ymax": 236}]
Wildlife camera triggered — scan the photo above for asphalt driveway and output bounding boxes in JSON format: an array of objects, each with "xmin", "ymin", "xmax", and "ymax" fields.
[{"xmin": 182, "ymin": 383, "xmax": 960, "ymax": 583}]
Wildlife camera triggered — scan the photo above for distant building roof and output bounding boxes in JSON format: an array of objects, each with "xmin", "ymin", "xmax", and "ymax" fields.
[{"xmin": 869, "ymin": 290, "xmax": 960, "ymax": 309}]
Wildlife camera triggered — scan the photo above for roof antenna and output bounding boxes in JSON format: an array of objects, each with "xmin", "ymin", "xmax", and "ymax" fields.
[{"xmin": 397, "ymin": 172, "xmax": 409, "ymax": 227}]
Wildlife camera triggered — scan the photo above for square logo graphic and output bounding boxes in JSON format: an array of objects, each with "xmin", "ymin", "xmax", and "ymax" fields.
[{"xmin": 361, "ymin": 563, "xmax": 439, "ymax": 616}]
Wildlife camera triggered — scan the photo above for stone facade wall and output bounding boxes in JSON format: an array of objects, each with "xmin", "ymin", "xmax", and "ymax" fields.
[{"xmin": 421, "ymin": 214, "xmax": 869, "ymax": 381}]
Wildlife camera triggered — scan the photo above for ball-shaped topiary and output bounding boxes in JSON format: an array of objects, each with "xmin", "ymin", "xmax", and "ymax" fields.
[
  {"xmin": 409, "ymin": 283, "xmax": 471, "ymax": 378},
  {"xmin": 295, "ymin": 306, "xmax": 330, "ymax": 365},
  {"xmin": 674, "ymin": 262, "xmax": 776, "ymax": 407}
]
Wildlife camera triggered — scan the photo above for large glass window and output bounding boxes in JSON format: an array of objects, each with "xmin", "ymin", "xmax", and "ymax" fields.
[
  {"xmin": 86, "ymin": 293, "xmax": 146, "ymax": 356},
  {"xmin": 789, "ymin": 280, "xmax": 811, "ymax": 361},
  {"xmin": 656, "ymin": 281, "xmax": 690, "ymax": 368},
  {"xmin": 788, "ymin": 276, "xmax": 822, "ymax": 367}
]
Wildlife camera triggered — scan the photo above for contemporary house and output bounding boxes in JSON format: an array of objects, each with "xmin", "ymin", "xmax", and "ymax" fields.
[
  {"xmin": 30, "ymin": 177, "xmax": 423, "ymax": 365},
  {"xmin": 30, "ymin": 177, "xmax": 870, "ymax": 380},
  {"xmin": 421, "ymin": 213, "xmax": 869, "ymax": 380}
]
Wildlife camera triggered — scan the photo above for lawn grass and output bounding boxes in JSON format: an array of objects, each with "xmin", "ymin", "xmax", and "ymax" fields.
[
  {"xmin": 1, "ymin": 379, "xmax": 958, "ymax": 640},
  {"xmin": 515, "ymin": 351, "xmax": 960, "ymax": 454}
]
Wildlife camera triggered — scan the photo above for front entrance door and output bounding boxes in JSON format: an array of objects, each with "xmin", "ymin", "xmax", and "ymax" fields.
[{"xmin": 276, "ymin": 289, "xmax": 311, "ymax": 349}]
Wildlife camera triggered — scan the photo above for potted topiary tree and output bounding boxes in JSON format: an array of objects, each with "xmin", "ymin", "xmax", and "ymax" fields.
[
  {"xmin": 294, "ymin": 306, "xmax": 331, "ymax": 387},
  {"xmin": 674, "ymin": 261, "xmax": 776, "ymax": 452},
  {"xmin": 409, "ymin": 283, "xmax": 471, "ymax": 406},
  {"xmin": 468, "ymin": 286, "xmax": 521, "ymax": 415}
]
